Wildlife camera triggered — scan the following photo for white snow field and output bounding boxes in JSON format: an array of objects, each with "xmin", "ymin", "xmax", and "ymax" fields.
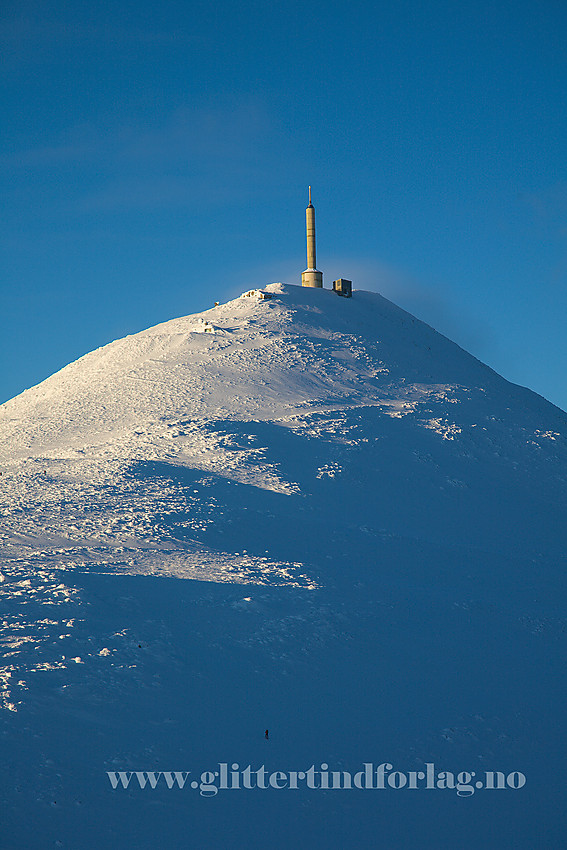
[{"xmin": 1, "ymin": 282, "xmax": 566, "ymax": 848}]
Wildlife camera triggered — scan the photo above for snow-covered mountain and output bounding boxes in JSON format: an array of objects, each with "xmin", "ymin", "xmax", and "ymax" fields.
[{"xmin": 1, "ymin": 283, "xmax": 566, "ymax": 849}]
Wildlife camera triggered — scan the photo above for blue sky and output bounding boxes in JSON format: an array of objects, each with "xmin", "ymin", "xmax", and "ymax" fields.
[{"xmin": 2, "ymin": 0, "xmax": 567, "ymax": 410}]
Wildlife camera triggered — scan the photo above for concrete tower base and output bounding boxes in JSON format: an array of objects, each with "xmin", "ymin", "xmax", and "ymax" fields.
[{"xmin": 302, "ymin": 269, "xmax": 323, "ymax": 288}]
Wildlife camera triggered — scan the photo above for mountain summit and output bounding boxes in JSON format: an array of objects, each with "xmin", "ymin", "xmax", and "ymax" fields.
[
  {"xmin": 1, "ymin": 282, "xmax": 565, "ymax": 579},
  {"xmin": 1, "ymin": 284, "xmax": 566, "ymax": 848}
]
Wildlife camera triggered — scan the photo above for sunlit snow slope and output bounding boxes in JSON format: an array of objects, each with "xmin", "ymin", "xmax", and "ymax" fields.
[{"xmin": 1, "ymin": 283, "xmax": 566, "ymax": 849}]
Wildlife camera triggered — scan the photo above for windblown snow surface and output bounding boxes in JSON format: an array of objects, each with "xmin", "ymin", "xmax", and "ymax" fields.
[{"xmin": 1, "ymin": 282, "xmax": 566, "ymax": 848}]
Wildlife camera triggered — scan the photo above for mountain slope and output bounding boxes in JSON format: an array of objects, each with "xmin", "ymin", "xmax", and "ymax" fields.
[
  {"xmin": 1, "ymin": 283, "xmax": 566, "ymax": 849},
  {"xmin": 2, "ymin": 282, "xmax": 565, "ymax": 574}
]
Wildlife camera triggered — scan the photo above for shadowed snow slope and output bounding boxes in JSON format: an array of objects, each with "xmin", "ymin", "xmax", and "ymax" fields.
[{"xmin": 1, "ymin": 283, "xmax": 566, "ymax": 849}]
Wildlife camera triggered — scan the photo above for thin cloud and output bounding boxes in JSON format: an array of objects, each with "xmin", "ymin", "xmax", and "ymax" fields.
[
  {"xmin": 0, "ymin": 11, "xmax": 203, "ymax": 72},
  {"xmin": 3, "ymin": 100, "xmax": 277, "ymax": 213}
]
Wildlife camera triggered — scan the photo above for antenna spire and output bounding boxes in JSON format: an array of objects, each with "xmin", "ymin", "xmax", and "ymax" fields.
[{"xmin": 308, "ymin": 185, "xmax": 312, "ymax": 205}]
